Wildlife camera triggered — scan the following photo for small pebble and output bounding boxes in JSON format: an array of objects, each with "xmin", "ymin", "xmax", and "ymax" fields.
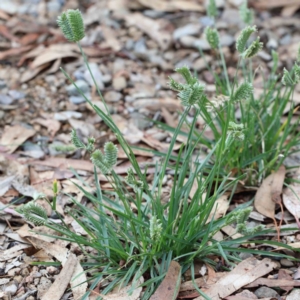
[
  {"xmin": 23, "ymin": 142, "xmax": 44, "ymax": 159},
  {"xmin": 84, "ymin": 63, "xmax": 104, "ymax": 89},
  {"xmin": 173, "ymin": 24, "xmax": 201, "ymax": 40},
  {"xmin": 7, "ymin": 268, "xmax": 21, "ymax": 276},
  {"xmin": 69, "ymin": 93, "xmax": 90, "ymax": 105},
  {"xmin": 280, "ymin": 258, "xmax": 294, "ymax": 267},
  {"xmin": 104, "ymin": 91, "xmax": 122, "ymax": 102},
  {"xmin": 239, "ymin": 252, "xmax": 253, "ymax": 260},
  {"xmin": 0, "ymin": 93, "xmax": 13, "ymax": 105},
  {"xmin": 254, "ymin": 286, "xmax": 279, "ymax": 299},
  {"xmin": 4, "ymin": 282, "xmax": 18, "ymax": 295},
  {"xmin": 8, "ymin": 90, "xmax": 25, "ymax": 100},
  {"xmin": 112, "ymin": 77, "xmax": 127, "ymax": 91},
  {"xmin": 0, "ymin": 80, "xmax": 6, "ymax": 89},
  {"xmin": 267, "ymin": 38, "xmax": 278, "ymax": 49},
  {"xmin": 66, "ymin": 80, "xmax": 90, "ymax": 96}
]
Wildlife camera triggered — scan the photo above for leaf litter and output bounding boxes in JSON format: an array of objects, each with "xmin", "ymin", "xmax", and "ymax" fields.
[{"xmin": 1, "ymin": 0, "xmax": 300, "ymax": 299}]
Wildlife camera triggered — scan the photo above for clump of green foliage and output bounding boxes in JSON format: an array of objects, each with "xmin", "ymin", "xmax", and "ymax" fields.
[{"xmin": 16, "ymin": 3, "xmax": 300, "ymax": 300}]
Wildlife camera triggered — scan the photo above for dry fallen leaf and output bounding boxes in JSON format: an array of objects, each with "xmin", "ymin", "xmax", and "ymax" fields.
[
  {"xmin": 0, "ymin": 124, "xmax": 36, "ymax": 154},
  {"xmin": 283, "ymin": 183, "xmax": 300, "ymax": 228},
  {"xmin": 137, "ymin": 0, "xmax": 204, "ymax": 12},
  {"xmin": 97, "ymin": 277, "xmax": 144, "ymax": 300},
  {"xmin": 206, "ymin": 195, "xmax": 229, "ymax": 224},
  {"xmin": 287, "ymin": 289, "xmax": 300, "ymax": 300},
  {"xmin": 0, "ymin": 244, "xmax": 32, "ymax": 261},
  {"xmin": 33, "ymin": 118, "xmax": 61, "ymax": 137},
  {"xmin": 253, "ymin": 0, "xmax": 300, "ymax": 9},
  {"xmin": 193, "ymin": 257, "xmax": 276, "ymax": 300},
  {"xmin": 254, "ymin": 166, "xmax": 284, "ymax": 218},
  {"xmin": 254, "ymin": 166, "xmax": 286, "ymax": 238},
  {"xmin": 125, "ymin": 13, "xmax": 172, "ymax": 50},
  {"xmin": 18, "ymin": 233, "xmax": 87, "ymax": 300},
  {"xmin": 150, "ymin": 261, "xmax": 181, "ymax": 300},
  {"xmin": 41, "ymin": 254, "xmax": 77, "ymax": 300},
  {"xmin": 31, "ymin": 44, "xmax": 79, "ymax": 68}
]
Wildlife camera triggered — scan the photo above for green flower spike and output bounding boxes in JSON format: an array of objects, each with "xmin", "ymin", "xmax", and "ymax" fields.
[
  {"xmin": 281, "ymin": 68, "xmax": 295, "ymax": 86},
  {"xmin": 239, "ymin": 1, "xmax": 254, "ymax": 25},
  {"xmin": 207, "ymin": 0, "xmax": 217, "ymax": 18},
  {"xmin": 91, "ymin": 142, "xmax": 118, "ymax": 174},
  {"xmin": 16, "ymin": 202, "xmax": 48, "ymax": 226},
  {"xmin": 71, "ymin": 129, "xmax": 86, "ymax": 149},
  {"xmin": 205, "ymin": 27, "xmax": 219, "ymax": 50},
  {"xmin": 57, "ymin": 9, "xmax": 85, "ymax": 42},
  {"xmin": 236, "ymin": 25, "xmax": 257, "ymax": 53},
  {"xmin": 169, "ymin": 66, "xmax": 205, "ymax": 107},
  {"xmin": 294, "ymin": 63, "xmax": 300, "ymax": 84},
  {"xmin": 243, "ymin": 37, "xmax": 263, "ymax": 58},
  {"xmin": 233, "ymin": 82, "xmax": 253, "ymax": 102}
]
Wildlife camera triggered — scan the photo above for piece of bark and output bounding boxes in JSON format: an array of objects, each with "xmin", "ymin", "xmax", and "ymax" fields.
[
  {"xmin": 41, "ymin": 254, "xmax": 77, "ymax": 300},
  {"xmin": 193, "ymin": 257, "xmax": 276, "ymax": 300}
]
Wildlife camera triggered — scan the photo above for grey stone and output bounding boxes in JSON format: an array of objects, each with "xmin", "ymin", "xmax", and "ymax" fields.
[
  {"xmin": 254, "ymin": 286, "xmax": 279, "ymax": 299},
  {"xmin": 258, "ymin": 51, "xmax": 272, "ymax": 61},
  {"xmin": 0, "ymin": 93, "xmax": 13, "ymax": 105},
  {"xmin": 37, "ymin": 277, "xmax": 52, "ymax": 298},
  {"xmin": 220, "ymin": 34, "xmax": 234, "ymax": 47},
  {"xmin": 47, "ymin": 0, "xmax": 61, "ymax": 13},
  {"xmin": 23, "ymin": 142, "xmax": 44, "ymax": 159},
  {"xmin": 112, "ymin": 77, "xmax": 127, "ymax": 91},
  {"xmin": 4, "ymin": 282, "xmax": 18, "ymax": 295},
  {"xmin": 0, "ymin": 1, "xmax": 18, "ymax": 14},
  {"xmin": 134, "ymin": 38, "xmax": 148, "ymax": 53},
  {"xmin": 69, "ymin": 93, "xmax": 90, "ymax": 104},
  {"xmin": 0, "ymin": 110, "xmax": 5, "ymax": 120},
  {"xmin": 221, "ymin": 9, "xmax": 243, "ymax": 26},
  {"xmin": 193, "ymin": 39, "xmax": 211, "ymax": 50},
  {"xmin": 239, "ymin": 252, "xmax": 253, "ymax": 260},
  {"xmin": 280, "ymin": 35, "xmax": 291, "ymax": 46},
  {"xmin": 130, "ymin": 112, "xmax": 152, "ymax": 130},
  {"xmin": 0, "ymin": 80, "xmax": 6, "ymax": 89},
  {"xmin": 179, "ymin": 36, "xmax": 198, "ymax": 48},
  {"xmin": 73, "ymin": 69, "xmax": 85, "ymax": 80},
  {"xmin": 54, "ymin": 111, "xmax": 82, "ymax": 121},
  {"xmin": 173, "ymin": 24, "xmax": 201, "ymax": 40},
  {"xmin": 18, "ymin": 3, "xmax": 38, "ymax": 15},
  {"xmin": 143, "ymin": 10, "xmax": 165, "ymax": 19},
  {"xmin": 267, "ymin": 38, "xmax": 278, "ymax": 49},
  {"xmin": 125, "ymin": 39, "xmax": 134, "ymax": 50},
  {"xmin": 280, "ymin": 258, "xmax": 294, "ymax": 267},
  {"xmin": 66, "ymin": 80, "xmax": 90, "ymax": 96},
  {"xmin": 104, "ymin": 91, "xmax": 122, "ymax": 102},
  {"xmin": 200, "ymin": 16, "xmax": 215, "ymax": 27},
  {"xmin": 8, "ymin": 90, "xmax": 25, "ymax": 100},
  {"xmin": 84, "ymin": 63, "xmax": 104, "ymax": 89}
]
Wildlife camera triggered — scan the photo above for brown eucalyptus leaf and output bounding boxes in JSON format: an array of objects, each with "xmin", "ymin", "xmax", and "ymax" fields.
[
  {"xmin": 283, "ymin": 184, "xmax": 300, "ymax": 221},
  {"xmin": 150, "ymin": 261, "xmax": 181, "ymax": 300},
  {"xmin": 254, "ymin": 166, "xmax": 285, "ymax": 219}
]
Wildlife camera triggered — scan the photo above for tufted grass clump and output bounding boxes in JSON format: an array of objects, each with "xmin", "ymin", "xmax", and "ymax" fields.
[{"xmin": 15, "ymin": 5, "xmax": 300, "ymax": 300}]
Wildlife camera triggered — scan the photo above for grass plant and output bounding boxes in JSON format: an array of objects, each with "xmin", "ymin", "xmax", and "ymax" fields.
[{"xmin": 16, "ymin": 3, "xmax": 300, "ymax": 300}]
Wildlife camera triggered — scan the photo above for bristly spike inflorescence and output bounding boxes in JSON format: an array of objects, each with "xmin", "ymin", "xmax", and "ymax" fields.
[
  {"xmin": 57, "ymin": 9, "xmax": 85, "ymax": 42},
  {"xmin": 71, "ymin": 129, "xmax": 86, "ymax": 149},
  {"xmin": 205, "ymin": 27, "xmax": 219, "ymax": 50},
  {"xmin": 243, "ymin": 37, "xmax": 263, "ymax": 58},
  {"xmin": 169, "ymin": 66, "xmax": 206, "ymax": 107},
  {"xmin": 207, "ymin": 0, "xmax": 217, "ymax": 18},
  {"xmin": 236, "ymin": 25, "xmax": 257, "ymax": 54},
  {"xmin": 239, "ymin": 1, "xmax": 254, "ymax": 25},
  {"xmin": 233, "ymin": 82, "xmax": 253, "ymax": 102},
  {"xmin": 91, "ymin": 142, "xmax": 118, "ymax": 175},
  {"xmin": 16, "ymin": 202, "xmax": 48, "ymax": 226}
]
